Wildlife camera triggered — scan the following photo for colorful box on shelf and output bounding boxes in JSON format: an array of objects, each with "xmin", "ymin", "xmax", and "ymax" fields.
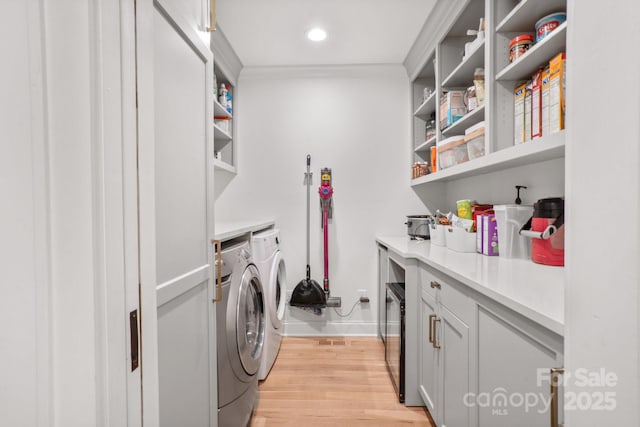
[
  {"xmin": 437, "ymin": 135, "xmax": 468, "ymax": 170},
  {"xmin": 439, "ymin": 90, "xmax": 467, "ymax": 129}
]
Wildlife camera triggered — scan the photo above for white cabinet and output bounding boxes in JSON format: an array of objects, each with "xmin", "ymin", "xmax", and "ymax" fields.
[
  {"xmin": 419, "ymin": 263, "xmax": 475, "ymax": 427},
  {"xmin": 476, "ymin": 299, "xmax": 563, "ymax": 427},
  {"xmin": 419, "ymin": 289, "xmax": 438, "ymax": 415},
  {"xmin": 416, "ymin": 260, "xmax": 564, "ymax": 427}
]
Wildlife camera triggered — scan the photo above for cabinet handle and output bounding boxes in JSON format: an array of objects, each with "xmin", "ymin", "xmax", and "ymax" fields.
[
  {"xmin": 433, "ymin": 317, "xmax": 441, "ymax": 349},
  {"xmin": 550, "ymin": 367, "xmax": 564, "ymax": 427},
  {"xmin": 430, "ymin": 281, "xmax": 441, "ymax": 290},
  {"xmin": 428, "ymin": 314, "xmax": 436, "ymax": 343},
  {"xmin": 212, "ymin": 239, "xmax": 222, "ymax": 302},
  {"xmin": 207, "ymin": 0, "xmax": 216, "ymax": 32}
]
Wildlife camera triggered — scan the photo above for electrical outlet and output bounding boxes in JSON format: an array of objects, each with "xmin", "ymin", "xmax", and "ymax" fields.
[{"xmin": 358, "ymin": 289, "xmax": 367, "ymax": 299}]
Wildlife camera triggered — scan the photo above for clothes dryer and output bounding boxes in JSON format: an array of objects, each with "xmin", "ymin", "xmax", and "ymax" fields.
[
  {"xmin": 217, "ymin": 241, "xmax": 265, "ymax": 426},
  {"xmin": 251, "ymin": 229, "xmax": 286, "ymax": 380}
]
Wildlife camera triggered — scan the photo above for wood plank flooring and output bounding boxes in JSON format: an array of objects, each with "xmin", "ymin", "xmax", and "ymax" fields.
[{"xmin": 250, "ymin": 337, "xmax": 434, "ymax": 426}]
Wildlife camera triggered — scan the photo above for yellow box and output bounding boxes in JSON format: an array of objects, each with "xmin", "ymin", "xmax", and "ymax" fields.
[
  {"xmin": 514, "ymin": 83, "xmax": 527, "ymax": 145},
  {"xmin": 549, "ymin": 53, "xmax": 566, "ymax": 133}
]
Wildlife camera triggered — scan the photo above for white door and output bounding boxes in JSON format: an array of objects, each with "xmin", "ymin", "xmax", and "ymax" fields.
[
  {"xmin": 419, "ymin": 289, "xmax": 438, "ymax": 418},
  {"xmin": 136, "ymin": 0, "xmax": 215, "ymax": 425},
  {"xmin": 438, "ymin": 304, "xmax": 471, "ymax": 427}
]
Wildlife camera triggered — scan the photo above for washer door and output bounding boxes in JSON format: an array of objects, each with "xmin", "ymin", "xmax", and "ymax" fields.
[
  {"xmin": 235, "ymin": 264, "xmax": 265, "ymax": 376},
  {"xmin": 269, "ymin": 252, "xmax": 286, "ymax": 330}
]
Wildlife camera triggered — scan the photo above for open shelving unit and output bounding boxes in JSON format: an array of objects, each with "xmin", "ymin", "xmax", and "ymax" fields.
[
  {"xmin": 409, "ymin": 0, "xmax": 567, "ymax": 186},
  {"xmin": 213, "ymin": 63, "xmax": 236, "ymax": 173}
]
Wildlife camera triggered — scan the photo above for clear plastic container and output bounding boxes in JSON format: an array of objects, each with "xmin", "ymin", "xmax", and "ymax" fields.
[
  {"xmin": 493, "ymin": 204, "xmax": 534, "ymax": 259},
  {"xmin": 437, "ymin": 136, "xmax": 467, "ymax": 169},
  {"xmin": 465, "ymin": 122, "xmax": 485, "ymax": 160}
]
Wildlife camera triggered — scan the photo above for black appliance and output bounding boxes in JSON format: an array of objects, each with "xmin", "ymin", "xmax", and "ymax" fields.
[{"xmin": 385, "ymin": 282, "xmax": 405, "ymax": 403}]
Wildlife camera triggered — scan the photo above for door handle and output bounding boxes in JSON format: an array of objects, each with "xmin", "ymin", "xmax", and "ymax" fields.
[
  {"xmin": 428, "ymin": 314, "xmax": 436, "ymax": 343},
  {"xmin": 430, "ymin": 281, "xmax": 441, "ymax": 290},
  {"xmin": 550, "ymin": 367, "xmax": 564, "ymax": 427},
  {"xmin": 433, "ymin": 317, "xmax": 441, "ymax": 349},
  {"xmin": 129, "ymin": 310, "xmax": 139, "ymax": 371},
  {"xmin": 212, "ymin": 239, "xmax": 222, "ymax": 302}
]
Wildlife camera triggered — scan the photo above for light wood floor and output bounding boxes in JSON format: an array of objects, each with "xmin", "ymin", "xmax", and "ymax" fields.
[{"xmin": 250, "ymin": 336, "xmax": 434, "ymax": 426}]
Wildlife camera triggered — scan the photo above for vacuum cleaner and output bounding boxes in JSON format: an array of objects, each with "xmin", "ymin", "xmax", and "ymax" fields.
[
  {"xmin": 290, "ymin": 155, "xmax": 326, "ymax": 309},
  {"xmin": 290, "ymin": 156, "xmax": 341, "ymax": 309}
]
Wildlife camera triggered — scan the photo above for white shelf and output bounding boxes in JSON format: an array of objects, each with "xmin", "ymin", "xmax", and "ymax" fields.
[
  {"xmin": 441, "ymin": 40, "xmax": 485, "ymax": 88},
  {"xmin": 414, "ymin": 92, "xmax": 437, "ymax": 119},
  {"xmin": 414, "ymin": 137, "xmax": 437, "ymax": 153},
  {"xmin": 214, "ymin": 124, "xmax": 232, "ymax": 141},
  {"xmin": 441, "ymin": 104, "xmax": 485, "ymax": 137},
  {"xmin": 497, "ymin": 0, "xmax": 566, "ymax": 33},
  {"xmin": 213, "ymin": 158, "xmax": 236, "ymax": 174},
  {"xmin": 411, "ymin": 131, "xmax": 565, "ymax": 185},
  {"xmin": 496, "ymin": 22, "xmax": 567, "ymax": 82},
  {"xmin": 214, "ymin": 99, "xmax": 232, "ymax": 118}
]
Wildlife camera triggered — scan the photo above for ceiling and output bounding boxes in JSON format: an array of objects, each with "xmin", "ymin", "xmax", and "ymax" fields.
[{"xmin": 216, "ymin": 0, "xmax": 437, "ymax": 67}]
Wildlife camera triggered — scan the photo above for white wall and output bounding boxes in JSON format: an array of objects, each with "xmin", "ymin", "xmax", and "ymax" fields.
[
  {"xmin": 215, "ymin": 65, "xmax": 425, "ymax": 335},
  {"xmin": 565, "ymin": 0, "xmax": 640, "ymax": 425},
  {"xmin": 442, "ymin": 158, "xmax": 565, "ymax": 212}
]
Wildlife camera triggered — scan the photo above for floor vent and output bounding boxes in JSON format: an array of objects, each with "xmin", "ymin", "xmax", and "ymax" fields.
[{"xmin": 318, "ymin": 338, "xmax": 347, "ymax": 346}]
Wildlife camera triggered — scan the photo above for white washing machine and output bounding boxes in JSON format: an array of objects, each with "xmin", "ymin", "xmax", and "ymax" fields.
[
  {"xmin": 251, "ymin": 229, "xmax": 286, "ymax": 380},
  {"xmin": 217, "ymin": 241, "xmax": 265, "ymax": 426}
]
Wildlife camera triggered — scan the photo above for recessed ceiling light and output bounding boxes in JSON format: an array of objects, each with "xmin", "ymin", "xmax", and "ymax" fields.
[{"xmin": 307, "ymin": 28, "xmax": 327, "ymax": 42}]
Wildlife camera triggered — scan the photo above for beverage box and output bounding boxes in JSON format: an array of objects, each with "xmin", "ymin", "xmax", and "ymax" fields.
[{"xmin": 439, "ymin": 90, "xmax": 467, "ymax": 129}]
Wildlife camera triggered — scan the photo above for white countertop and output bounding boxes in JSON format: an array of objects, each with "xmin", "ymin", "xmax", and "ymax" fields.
[
  {"xmin": 215, "ymin": 219, "xmax": 275, "ymax": 242},
  {"xmin": 376, "ymin": 235, "xmax": 564, "ymax": 335}
]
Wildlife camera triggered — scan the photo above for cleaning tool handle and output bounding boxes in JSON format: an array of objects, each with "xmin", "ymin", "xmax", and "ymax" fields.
[
  {"xmin": 323, "ymin": 207, "xmax": 329, "ymax": 289},
  {"xmin": 306, "ymin": 155, "xmax": 311, "ymax": 268}
]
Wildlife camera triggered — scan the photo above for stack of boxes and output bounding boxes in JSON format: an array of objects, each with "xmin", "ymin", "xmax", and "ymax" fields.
[{"xmin": 514, "ymin": 52, "xmax": 566, "ymax": 145}]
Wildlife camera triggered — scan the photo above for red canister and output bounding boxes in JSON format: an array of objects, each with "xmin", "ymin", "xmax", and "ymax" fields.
[
  {"xmin": 509, "ymin": 34, "xmax": 534, "ymax": 63},
  {"xmin": 520, "ymin": 198, "xmax": 564, "ymax": 266}
]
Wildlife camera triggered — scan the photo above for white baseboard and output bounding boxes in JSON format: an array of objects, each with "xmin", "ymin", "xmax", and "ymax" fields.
[{"xmin": 283, "ymin": 321, "xmax": 377, "ymax": 337}]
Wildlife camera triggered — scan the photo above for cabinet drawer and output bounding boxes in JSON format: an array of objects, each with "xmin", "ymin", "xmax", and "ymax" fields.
[{"xmin": 420, "ymin": 262, "xmax": 474, "ymax": 325}]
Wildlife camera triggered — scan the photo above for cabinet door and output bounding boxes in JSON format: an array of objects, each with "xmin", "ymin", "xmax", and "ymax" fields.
[
  {"xmin": 378, "ymin": 245, "xmax": 389, "ymax": 341},
  {"xmin": 439, "ymin": 304, "xmax": 472, "ymax": 427},
  {"xmin": 137, "ymin": 0, "xmax": 215, "ymax": 425},
  {"xmin": 420, "ymin": 289, "xmax": 438, "ymax": 418},
  {"xmin": 477, "ymin": 305, "xmax": 563, "ymax": 427}
]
